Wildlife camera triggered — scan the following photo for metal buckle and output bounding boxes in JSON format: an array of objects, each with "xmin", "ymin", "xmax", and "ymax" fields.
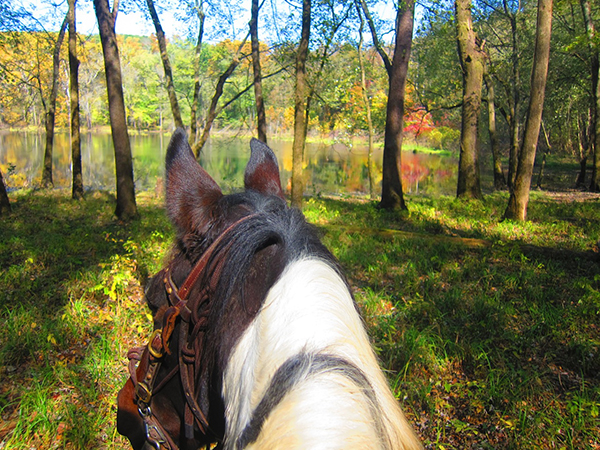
[
  {"xmin": 136, "ymin": 381, "xmax": 153, "ymax": 404},
  {"xmin": 147, "ymin": 329, "xmax": 164, "ymax": 359}
]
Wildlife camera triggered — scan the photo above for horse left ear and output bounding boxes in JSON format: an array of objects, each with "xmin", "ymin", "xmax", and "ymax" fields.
[
  {"xmin": 244, "ymin": 138, "xmax": 285, "ymax": 200},
  {"xmin": 165, "ymin": 128, "xmax": 223, "ymax": 239}
]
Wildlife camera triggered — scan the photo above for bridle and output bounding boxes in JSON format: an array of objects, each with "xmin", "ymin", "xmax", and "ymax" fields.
[{"xmin": 126, "ymin": 214, "xmax": 257, "ymax": 449}]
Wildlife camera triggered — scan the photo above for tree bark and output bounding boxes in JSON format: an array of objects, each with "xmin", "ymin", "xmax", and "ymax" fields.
[
  {"xmin": 291, "ymin": 0, "xmax": 311, "ymax": 208},
  {"xmin": 360, "ymin": 0, "xmax": 412, "ymax": 210},
  {"xmin": 455, "ymin": 0, "xmax": 484, "ymax": 199},
  {"xmin": 0, "ymin": 168, "xmax": 10, "ymax": 215},
  {"xmin": 69, "ymin": 0, "xmax": 84, "ymax": 200},
  {"xmin": 41, "ymin": 16, "xmax": 68, "ymax": 188},
  {"xmin": 504, "ymin": 0, "xmax": 553, "ymax": 221},
  {"xmin": 189, "ymin": 0, "xmax": 205, "ymax": 145},
  {"xmin": 146, "ymin": 0, "xmax": 184, "ymax": 129},
  {"xmin": 484, "ymin": 72, "xmax": 506, "ymax": 190},
  {"xmin": 581, "ymin": 0, "xmax": 600, "ymax": 191},
  {"xmin": 250, "ymin": 0, "xmax": 267, "ymax": 143},
  {"xmin": 93, "ymin": 0, "xmax": 138, "ymax": 220}
]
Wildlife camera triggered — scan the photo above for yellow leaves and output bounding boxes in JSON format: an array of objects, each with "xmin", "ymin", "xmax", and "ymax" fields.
[{"xmin": 47, "ymin": 333, "xmax": 57, "ymax": 345}]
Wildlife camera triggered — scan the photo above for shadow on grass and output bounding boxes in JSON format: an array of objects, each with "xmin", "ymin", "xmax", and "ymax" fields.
[
  {"xmin": 309, "ymin": 197, "xmax": 600, "ymax": 448},
  {"xmin": 0, "ymin": 190, "xmax": 171, "ymax": 447}
]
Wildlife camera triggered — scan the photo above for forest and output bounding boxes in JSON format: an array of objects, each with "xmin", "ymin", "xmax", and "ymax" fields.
[{"xmin": 1, "ymin": 0, "xmax": 599, "ymax": 448}]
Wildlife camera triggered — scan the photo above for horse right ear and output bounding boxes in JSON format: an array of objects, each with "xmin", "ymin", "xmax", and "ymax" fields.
[{"xmin": 165, "ymin": 128, "xmax": 223, "ymax": 240}]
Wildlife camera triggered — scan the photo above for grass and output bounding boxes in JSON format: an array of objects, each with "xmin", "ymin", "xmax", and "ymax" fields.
[{"xmin": 0, "ymin": 188, "xmax": 599, "ymax": 449}]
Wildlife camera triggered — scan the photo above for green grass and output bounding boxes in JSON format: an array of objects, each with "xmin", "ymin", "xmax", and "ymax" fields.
[{"xmin": 1, "ymin": 189, "xmax": 599, "ymax": 449}]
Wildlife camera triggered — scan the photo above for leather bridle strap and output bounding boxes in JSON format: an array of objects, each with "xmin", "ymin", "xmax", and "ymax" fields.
[{"xmin": 129, "ymin": 213, "xmax": 257, "ymax": 448}]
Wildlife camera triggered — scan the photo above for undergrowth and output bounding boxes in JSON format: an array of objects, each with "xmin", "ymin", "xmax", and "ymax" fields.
[{"xmin": 0, "ymin": 190, "xmax": 598, "ymax": 449}]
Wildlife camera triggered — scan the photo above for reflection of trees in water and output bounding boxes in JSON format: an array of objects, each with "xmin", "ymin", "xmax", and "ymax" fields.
[{"xmin": 3, "ymin": 132, "xmax": 457, "ymax": 195}]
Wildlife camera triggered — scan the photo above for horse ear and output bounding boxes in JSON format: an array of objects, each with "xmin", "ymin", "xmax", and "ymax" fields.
[
  {"xmin": 165, "ymin": 128, "xmax": 222, "ymax": 237},
  {"xmin": 244, "ymin": 138, "xmax": 285, "ymax": 199}
]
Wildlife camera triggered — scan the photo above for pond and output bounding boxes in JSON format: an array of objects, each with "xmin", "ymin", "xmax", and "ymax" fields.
[{"xmin": 0, "ymin": 131, "xmax": 458, "ymax": 197}]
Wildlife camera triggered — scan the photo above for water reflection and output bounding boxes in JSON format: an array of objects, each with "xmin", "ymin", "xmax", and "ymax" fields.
[{"xmin": 0, "ymin": 131, "xmax": 457, "ymax": 196}]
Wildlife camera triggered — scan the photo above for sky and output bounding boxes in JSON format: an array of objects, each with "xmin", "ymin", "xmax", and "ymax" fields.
[
  {"xmin": 20, "ymin": 0, "xmax": 187, "ymax": 38},
  {"xmin": 19, "ymin": 0, "xmax": 400, "ymax": 44}
]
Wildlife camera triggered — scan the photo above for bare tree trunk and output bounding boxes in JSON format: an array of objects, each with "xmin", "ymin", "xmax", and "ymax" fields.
[
  {"xmin": 581, "ymin": 0, "xmax": 600, "ymax": 191},
  {"xmin": 535, "ymin": 121, "xmax": 551, "ymax": 189},
  {"xmin": 69, "ymin": 0, "xmax": 84, "ymax": 200},
  {"xmin": 0, "ymin": 169, "xmax": 10, "ymax": 215},
  {"xmin": 455, "ymin": 0, "xmax": 484, "ymax": 199},
  {"xmin": 192, "ymin": 36, "xmax": 248, "ymax": 156},
  {"xmin": 250, "ymin": 0, "xmax": 267, "ymax": 142},
  {"xmin": 291, "ymin": 0, "xmax": 311, "ymax": 208},
  {"xmin": 356, "ymin": 4, "xmax": 375, "ymax": 199},
  {"xmin": 484, "ymin": 72, "xmax": 506, "ymax": 190},
  {"xmin": 506, "ymin": 7, "xmax": 521, "ymax": 191},
  {"xmin": 146, "ymin": 0, "xmax": 184, "ymax": 129},
  {"xmin": 575, "ymin": 112, "xmax": 591, "ymax": 188},
  {"xmin": 190, "ymin": 0, "xmax": 205, "ymax": 145},
  {"xmin": 360, "ymin": 0, "xmax": 412, "ymax": 210},
  {"xmin": 41, "ymin": 16, "xmax": 68, "ymax": 188},
  {"xmin": 504, "ymin": 0, "xmax": 553, "ymax": 221},
  {"xmin": 93, "ymin": 0, "xmax": 137, "ymax": 220}
]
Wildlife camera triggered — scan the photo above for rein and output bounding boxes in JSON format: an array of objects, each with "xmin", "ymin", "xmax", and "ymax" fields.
[{"xmin": 127, "ymin": 214, "xmax": 256, "ymax": 449}]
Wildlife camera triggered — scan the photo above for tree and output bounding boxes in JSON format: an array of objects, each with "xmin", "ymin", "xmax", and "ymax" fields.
[
  {"xmin": 189, "ymin": 0, "xmax": 206, "ymax": 145},
  {"xmin": 291, "ymin": 0, "xmax": 311, "ymax": 208},
  {"xmin": 192, "ymin": 36, "xmax": 249, "ymax": 155},
  {"xmin": 455, "ymin": 0, "xmax": 484, "ymax": 199},
  {"xmin": 484, "ymin": 71, "xmax": 506, "ymax": 190},
  {"xmin": 360, "ymin": 0, "xmax": 415, "ymax": 210},
  {"xmin": 504, "ymin": 0, "xmax": 553, "ymax": 221},
  {"xmin": 93, "ymin": 0, "xmax": 137, "ymax": 220},
  {"xmin": 250, "ymin": 0, "xmax": 267, "ymax": 142},
  {"xmin": 0, "ymin": 168, "xmax": 10, "ymax": 215},
  {"xmin": 41, "ymin": 16, "xmax": 68, "ymax": 188},
  {"xmin": 146, "ymin": 0, "xmax": 185, "ymax": 129},
  {"xmin": 356, "ymin": 2, "xmax": 375, "ymax": 198},
  {"xmin": 69, "ymin": 0, "xmax": 83, "ymax": 200},
  {"xmin": 581, "ymin": 0, "xmax": 600, "ymax": 192}
]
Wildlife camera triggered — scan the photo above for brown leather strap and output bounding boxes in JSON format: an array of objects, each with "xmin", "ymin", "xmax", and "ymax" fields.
[
  {"xmin": 177, "ymin": 214, "xmax": 256, "ymax": 300},
  {"xmin": 128, "ymin": 213, "xmax": 258, "ymax": 448}
]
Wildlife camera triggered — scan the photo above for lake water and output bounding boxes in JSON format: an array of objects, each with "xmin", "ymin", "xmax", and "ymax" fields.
[{"xmin": 0, "ymin": 131, "xmax": 458, "ymax": 197}]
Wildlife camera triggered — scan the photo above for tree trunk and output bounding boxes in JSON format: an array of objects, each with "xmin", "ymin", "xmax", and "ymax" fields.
[
  {"xmin": 93, "ymin": 0, "xmax": 138, "ymax": 220},
  {"xmin": 581, "ymin": 0, "xmax": 600, "ymax": 191},
  {"xmin": 484, "ymin": 72, "xmax": 506, "ymax": 190},
  {"xmin": 250, "ymin": 0, "xmax": 267, "ymax": 143},
  {"xmin": 506, "ymin": 9, "xmax": 521, "ymax": 190},
  {"xmin": 575, "ymin": 112, "xmax": 590, "ymax": 188},
  {"xmin": 291, "ymin": 0, "xmax": 311, "ymax": 208},
  {"xmin": 504, "ymin": 0, "xmax": 553, "ymax": 221},
  {"xmin": 535, "ymin": 121, "xmax": 551, "ymax": 189},
  {"xmin": 0, "ymin": 168, "xmax": 10, "ymax": 216},
  {"xmin": 455, "ymin": 0, "xmax": 484, "ymax": 200},
  {"xmin": 190, "ymin": 1, "xmax": 205, "ymax": 145},
  {"xmin": 69, "ymin": 0, "xmax": 84, "ymax": 200},
  {"xmin": 193, "ymin": 59, "xmax": 241, "ymax": 155},
  {"xmin": 41, "ymin": 16, "xmax": 68, "ymax": 188},
  {"xmin": 360, "ymin": 0, "xmax": 412, "ymax": 210},
  {"xmin": 356, "ymin": 5, "xmax": 375, "ymax": 199},
  {"xmin": 146, "ymin": 0, "xmax": 184, "ymax": 129}
]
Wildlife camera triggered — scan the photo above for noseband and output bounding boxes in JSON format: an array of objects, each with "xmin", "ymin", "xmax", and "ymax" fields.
[{"xmin": 126, "ymin": 214, "xmax": 256, "ymax": 449}]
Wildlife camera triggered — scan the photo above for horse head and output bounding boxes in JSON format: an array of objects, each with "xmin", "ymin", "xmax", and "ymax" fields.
[{"xmin": 117, "ymin": 129, "xmax": 289, "ymax": 449}]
